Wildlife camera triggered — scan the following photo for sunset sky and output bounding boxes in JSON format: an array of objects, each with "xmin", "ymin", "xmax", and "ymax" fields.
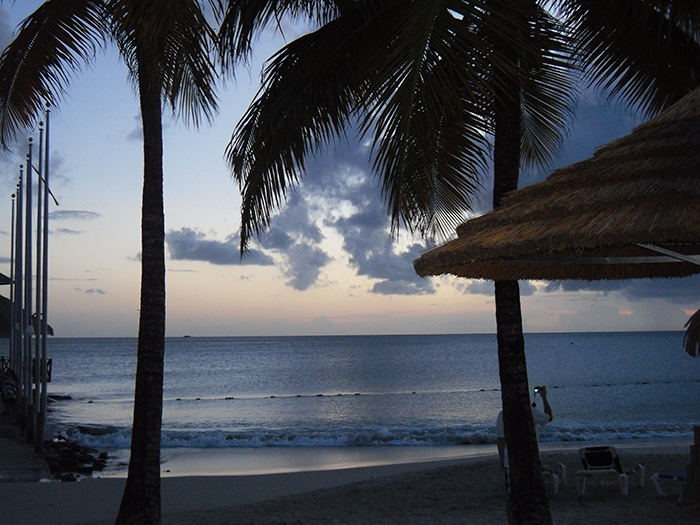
[{"xmin": 0, "ymin": 2, "xmax": 697, "ymax": 338}]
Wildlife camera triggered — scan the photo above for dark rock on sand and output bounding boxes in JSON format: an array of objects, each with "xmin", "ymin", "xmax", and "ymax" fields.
[{"xmin": 43, "ymin": 434, "xmax": 109, "ymax": 481}]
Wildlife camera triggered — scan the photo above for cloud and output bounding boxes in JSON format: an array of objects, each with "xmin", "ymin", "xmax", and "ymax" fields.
[
  {"xmin": 166, "ymin": 227, "xmax": 274, "ymax": 266},
  {"xmin": 458, "ymin": 274, "xmax": 699, "ymax": 307},
  {"xmin": 621, "ymin": 278, "xmax": 700, "ymax": 303},
  {"xmin": 371, "ymin": 277, "xmax": 432, "ymax": 296},
  {"xmin": 543, "ymin": 276, "xmax": 700, "ymax": 304},
  {"xmin": 126, "ymin": 114, "xmax": 142, "ymax": 142},
  {"xmin": 340, "ymin": 230, "xmax": 434, "ymax": 295},
  {"xmin": 258, "ymin": 137, "xmax": 435, "ymax": 295},
  {"xmin": 261, "ymin": 227, "xmax": 294, "ymax": 250},
  {"xmin": 269, "ymin": 191, "xmax": 325, "ymax": 244},
  {"xmin": 171, "ymin": 137, "xmax": 435, "ymax": 293},
  {"xmin": 251, "ymin": 213, "xmax": 332, "ymax": 290},
  {"xmin": 50, "ymin": 210, "xmax": 100, "ymax": 221},
  {"xmin": 254, "ymin": 189, "xmax": 329, "ymax": 291},
  {"xmin": 127, "ymin": 113, "xmax": 175, "ymax": 142},
  {"xmin": 458, "ymin": 279, "xmax": 536, "ymax": 297},
  {"xmin": 53, "ymin": 228, "xmax": 82, "ymax": 235},
  {"xmin": 283, "ymin": 242, "xmax": 330, "ymax": 290},
  {"xmin": 519, "ymin": 281, "xmax": 538, "ymax": 297},
  {"xmin": 460, "ymin": 280, "xmax": 494, "ymax": 296}
]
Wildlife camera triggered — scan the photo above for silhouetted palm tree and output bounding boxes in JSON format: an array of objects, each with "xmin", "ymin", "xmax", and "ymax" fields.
[
  {"xmin": 0, "ymin": 2, "xmax": 218, "ymax": 522},
  {"xmin": 218, "ymin": 1, "xmax": 700, "ymax": 523}
]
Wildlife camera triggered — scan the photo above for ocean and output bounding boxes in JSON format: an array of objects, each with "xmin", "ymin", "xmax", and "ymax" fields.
[{"xmin": 40, "ymin": 331, "xmax": 699, "ymax": 462}]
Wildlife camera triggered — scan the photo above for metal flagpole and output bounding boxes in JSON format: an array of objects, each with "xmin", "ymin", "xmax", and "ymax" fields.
[
  {"xmin": 40, "ymin": 108, "xmax": 52, "ymax": 446},
  {"xmin": 9, "ymin": 192, "xmax": 15, "ymax": 378},
  {"xmin": 13, "ymin": 170, "xmax": 24, "ymax": 422},
  {"xmin": 33, "ymin": 122, "xmax": 44, "ymax": 451},
  {"xmin": 24, "ymin": 139, "xmax": 34, "ymax": 443}
]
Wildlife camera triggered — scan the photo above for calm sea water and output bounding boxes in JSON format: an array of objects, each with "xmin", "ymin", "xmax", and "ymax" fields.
[{"xmin": 39, "ymin": 332, "xmax": 700, "ymax": 451}]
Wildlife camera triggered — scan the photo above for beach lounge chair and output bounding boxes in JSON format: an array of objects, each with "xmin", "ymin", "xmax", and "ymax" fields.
[
  {"xmin": 575, "ymin": 446, "xmax": 645, "ymax": 496},
  {"xmin": 542, "ymin": 462, "xmax": 566, "ymax": 494},
  {"xmin": 651, "ymin": 471, "xmax": 685, "ymax": 500}
]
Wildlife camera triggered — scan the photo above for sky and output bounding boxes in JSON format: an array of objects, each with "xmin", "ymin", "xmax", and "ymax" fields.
[{"xmin": 0, "ymin": 2, "xmax": 698, "ymax": 338}]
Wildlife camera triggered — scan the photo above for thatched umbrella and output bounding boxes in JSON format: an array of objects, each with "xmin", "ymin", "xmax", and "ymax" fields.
[
  {"xmin": 413, "ymin": 86, "xmax": 700, "ymax": 354},
  {"xmin": 0, "ymin": 297, "xmax": 54, "ymax": 339}
]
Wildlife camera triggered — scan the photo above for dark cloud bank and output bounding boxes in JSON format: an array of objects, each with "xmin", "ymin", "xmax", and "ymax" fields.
[
  {"xmin": 167, "ymin": 227, "xmax": 273, "ymax": 267},
  {"xmin": 166, "ymin": 138, "xmax": 433, "ymax": 294}
]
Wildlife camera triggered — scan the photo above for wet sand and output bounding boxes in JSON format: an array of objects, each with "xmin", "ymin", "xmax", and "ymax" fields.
[{"xmin": 1, "ymin": 442, "xmax": 698, "ymax": 524}]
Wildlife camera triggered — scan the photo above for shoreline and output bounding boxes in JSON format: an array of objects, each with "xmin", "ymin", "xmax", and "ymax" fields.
[
  {"xmin": 91, "ymin": 436, "xmax": 692, "ymax": 478},
  {"xmin": 1, "ymin": 442, "xmax": 697, "ymax": 524}
]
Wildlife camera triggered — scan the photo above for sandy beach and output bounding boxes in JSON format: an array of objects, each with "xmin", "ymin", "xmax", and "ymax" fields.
[{"xmin": 1, "ymin": 443, "xmax": 698, "ymax": 524}]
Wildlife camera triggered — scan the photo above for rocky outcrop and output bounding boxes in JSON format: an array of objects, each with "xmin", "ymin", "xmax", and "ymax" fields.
[{"xmin": 43, "ymin": 435, "xmax": 108, "ymax": 482}]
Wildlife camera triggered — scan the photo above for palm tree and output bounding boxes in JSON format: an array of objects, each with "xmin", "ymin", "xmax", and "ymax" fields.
[
  {"xmin": 0, "ymin": 1, "xmax": 218, "ymax": 522},
  {"xmin": 218, "ymin": 1, "xmax": 700, "ymax": 523},
  {"xmin": 220, "ymin": 2, "xmax": 571, "ymax": 523}
]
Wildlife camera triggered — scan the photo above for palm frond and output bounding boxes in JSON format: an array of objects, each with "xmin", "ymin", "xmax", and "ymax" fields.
[
  {"xmin": 158, "ymin": 0, "xmax": 219, "ymax": 126},
  {"xmin": 517, "ymin": 5, "xmax": 577, "ymax": 170},
  {"xmin": 229, "ymin": 1, "xmax": 514, "ymax": 250},
  {"xmin": 0, "ymin": 0, "xmax": 107, "ymax": 148},
  {"xmin": 227, "ymin": 3, "xmax": 378, "ymax": 252},
  {"xmin": 360, "ymin": 1, "xmax": 497, "ymax": 239},
  {"xmin": 472, "ymin": 1, "xmax": 577, "ymax": 173},
  {"xmin": 560, "ymin": 0, "xmax": 700, "ymax": 115},
  {"xmin": 216, "ymin": 0, "xmax": 344, "ymax": 68},
  {"xmin": 109, "ymin": 0, "xmax": 219, "ymax": 127}
]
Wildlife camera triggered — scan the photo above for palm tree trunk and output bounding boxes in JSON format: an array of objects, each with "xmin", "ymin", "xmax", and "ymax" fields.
[
  {"xmin": 116, "ymin": 58, "xmax": 166, "ymax": 525},
  {"xmin": 493, "ymin": 34, "xmax": 553, "ymax": 525}
]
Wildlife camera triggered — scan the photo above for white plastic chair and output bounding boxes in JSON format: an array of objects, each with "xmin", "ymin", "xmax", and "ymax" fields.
[
  {"xmin": 542, "ymin": 462, "xmax": 567, "ymax": 494},
  {"xmin": 651, "ymin": 471, "xmax": 685, "ymax": 500},
  {"xmin": 576, "ymin": 446, "xmax": 645, "ymax": 496}
]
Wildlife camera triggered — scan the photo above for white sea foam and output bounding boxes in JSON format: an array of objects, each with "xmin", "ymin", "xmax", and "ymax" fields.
[{"xmin": 58, "ymin": 420, "xmax": 696, "ymax": 451}]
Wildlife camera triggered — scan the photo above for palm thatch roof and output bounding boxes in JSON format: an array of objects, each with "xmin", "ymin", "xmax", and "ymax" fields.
[{"xmin": 414, "ymin": 86, "xmax": 700, "ymax": 282}]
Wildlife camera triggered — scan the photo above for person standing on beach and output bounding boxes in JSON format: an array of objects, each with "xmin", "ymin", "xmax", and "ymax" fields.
[
  {"xmin": 496, "ymin": 386, "xmax": 553, "ymax": 480},
  {"xmin": 496, "ymin": 386, "xmax": 553, "ymax": 523}
]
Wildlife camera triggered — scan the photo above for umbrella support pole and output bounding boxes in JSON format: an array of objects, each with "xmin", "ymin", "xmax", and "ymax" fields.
[{"xmin": 636, "ymin": 244, "xmax": 700, "ymax": 267}]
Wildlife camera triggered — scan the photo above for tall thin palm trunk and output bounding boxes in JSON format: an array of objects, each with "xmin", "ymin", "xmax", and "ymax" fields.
[
  {"xmin": 492, "ymin": 15, "xmax": 553, "ymax": 524},
  {"xmin": 116, "ymin": 54, "xmax": 166, "ymax": 525}
]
